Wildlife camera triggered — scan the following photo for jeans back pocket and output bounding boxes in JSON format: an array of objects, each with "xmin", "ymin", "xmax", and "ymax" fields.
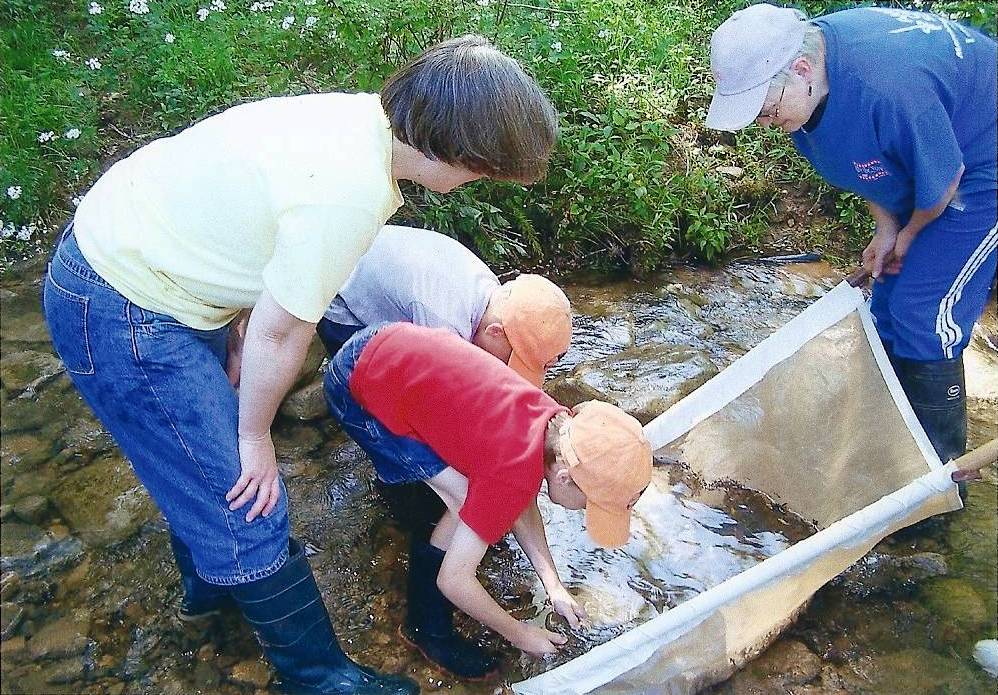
[{"xmin": 43, "ymin": 273, "xmax": 95, "ymax": 375}]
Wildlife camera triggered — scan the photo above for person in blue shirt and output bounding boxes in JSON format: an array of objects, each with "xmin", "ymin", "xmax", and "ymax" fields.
[{"xmin": 706, "ymin": 3, "xmax": 997, "ymax": 473}]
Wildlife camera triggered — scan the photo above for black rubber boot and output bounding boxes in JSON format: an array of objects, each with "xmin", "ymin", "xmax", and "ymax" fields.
[
  {"xmin": 891, "ymin": 354, "xmax": 968, "ymax": 501},
  {"xmin": 401, "ymin": 540, "xmax": 498, "ymax": 680},
  {"xmin": 231, "ymin": 538, "xmax": 419, "ymax": 695},
  {"xmin": 170, "ymin": 532, "xmax": 232, "ymax": 622}
]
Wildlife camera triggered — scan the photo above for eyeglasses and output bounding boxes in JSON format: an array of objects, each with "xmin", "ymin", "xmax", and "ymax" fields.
[{"xmin": 758, "ymin": 81, "xmax": 787, "ymax": 121}]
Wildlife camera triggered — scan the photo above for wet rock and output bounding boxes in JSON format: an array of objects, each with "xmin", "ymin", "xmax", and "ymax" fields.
[
  {"xmin": 280, "ymin": 378, "xmax": 327, "ymax": 421},
  {"xmin": 27, "ymin": 610, "xmax": 91, "ymax": 659},
  {"xmin": 921, "ymin": 578, "xmax": 989, "ymax": 632},
  {"xmin": 728, "ymin": 639, "xmax": 822, "ymax": 692},
  {"xmin": 0, "ymin": 504, "xmax": 11, "ymax": 521},
  {"xmin": 0, "ymin": 634, "xmax": 28, "ymax": 660},
  {"xmin": 0, "ymin": 349, "xmax": 64, "ymax": 393},
  {"xmin": 974, "ymin": 639, "xmax": 998, "ymax": 678},
  {"xmin": 1, "ymin": 601, "xmax": 25, "ymax": 639},
  {"xmin": 193, "ymin": 658, "xmax": 222, "ymax": 689},
  {"xmin": 197, "ymin": 642, "xmax": 218, "ymax": 661},
  {"xmin": 229, "ymin": 658, "xmax": 271, "ymax": 688},
  {"xmin": 0, "ymin": 571, "xmax": 21, "ymax": 601},
  {"xmin": 546, "ymin": 343, "xmax": 717, "ymax": 424},
  {"xmin": 0, "ymin": 309, "xmax": 51, "ymax": 344},
  {"xmin": 49, "ymin": 453, "xmax": 156, "ymax": 547},
  {"xmin": 122, "ymin": 625, "xmax": 160, "ymax": 679},
  {"xmin": 12, "ymin": 494, "xmax": 51, "ymax": 525},
  {"xmin": 839, "ymin": 552, "xmax": 949, "ymax": 597},
  {"xmin": 295, "ymin": 337, "xmax": 328, "ymax": 388},
  {"xmin": 42, "ymin": 655, "xmax": 87, "ymax": 684},
  {"xmin": 1, "ymin": 521, "xmax": 47, "ymax": 561},
  {"xmin": 867, "ymin": 648, "xmax": 979, "ymax": 693},
  {"xmin": 0, "ymin": 520, "xmax": 85, "ymax": 578},
  {"xmin": 716, "ymin": 166, "xmax": 744, "ymax": 179},
  {"xmin": 0, "ymin": 432, "xmax": 52, "ymax": 471}
]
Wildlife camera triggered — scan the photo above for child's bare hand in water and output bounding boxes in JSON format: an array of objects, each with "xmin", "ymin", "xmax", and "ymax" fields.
[
  {"xmin": 547, "ymin": 583, "xmax": 588, "ymax": 629},
  {"xmin": 513, "ymin": 622, "xmax": 567, "ymax": 657}
]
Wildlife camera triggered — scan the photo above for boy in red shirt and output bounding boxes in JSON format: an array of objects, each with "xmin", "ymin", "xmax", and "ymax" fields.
[{"xmin": 324, "ymin": 321, "xmax": 653, "ymax": 678}]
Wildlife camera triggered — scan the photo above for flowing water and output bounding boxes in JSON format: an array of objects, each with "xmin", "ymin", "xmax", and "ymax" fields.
[{"xmin": 1, "ymin": 256, "xmax": 995, "ymax": 695}]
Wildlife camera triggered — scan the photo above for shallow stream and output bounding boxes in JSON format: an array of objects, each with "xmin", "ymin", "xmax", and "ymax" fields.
[{"xmin": 2, "ymin": 257, "xmax": 995, "ymax": 694}]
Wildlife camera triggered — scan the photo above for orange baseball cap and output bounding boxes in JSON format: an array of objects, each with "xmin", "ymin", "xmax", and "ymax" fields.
[
  {"xmin": 499, "ymin": 274, "xmax": 572, "ymax": 387},
  {"xmin": 558, "ymin": 401, "xmax": 653, "ymax": 548}
]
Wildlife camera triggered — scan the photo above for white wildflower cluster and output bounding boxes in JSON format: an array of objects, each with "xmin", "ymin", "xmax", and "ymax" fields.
[
  {"xmin": 197, "ymin": 7, "xmax": 210, "ymax": 20},
  {"xmin": 281, "ymin": 15, "xmax": 295, "ymax": 29},
  {"xmin": 16, "ymin": 223, "xmax": 38, "ymax": 241},
  {"xmin": 249, "ymin": 1, "xmax": 274, "ymax": 12},
  {"xmin": 304, "ymin": 15, "xmax": 318, "ymax": 29},
  {"xmin": 0, "ymin": 222, "xmax": 11, "ymax": 239},
  {"xmin": 65, "ymin": 128, "xmax": 82, "ymax": 140},
  {"xmin": 38, "ymin": 131, "xmax": 57, "ymax": 143},
  {"xmin": 52, "ymin": 49, "xmax": 71, "ymax": 61},
  {"xmin": 303, "ymin": 0, "xmax": 316, "ymax": 5},
  {"xmin": 86, "ymin": 57, "xmax": 102, "ymax": 70},
  {"xmin": 551, "ymin": 41, "xmax": 562, "ymax": 52},
  {"xmin": 210, "ymin": 0, "xmax": 225, "ymax": 11},
  {"xmin": 597, "ymin": 28, "xmax": 611, "ymax": 39},
  {"xmin": 550, "ymin": 19, "xmax": 560, "ymax": 29},
  {"xmin": 88, "ymin": 2, "xmax": 103, "ymax": 15},
  {"xmin": 476, "ymin": 0, "xmax": 489, "ymax": 6},
  {"xmin": 164, "ymin": 32, "xmax": 175, "ymax": 43},
  {"xmin": 6, "ymin": 186, "xmax": 22, "ymax": 200},
  {"xmin": 0, "ymin": 220, "xmax": 38, "ymax": 241},
  {"xmin": 129, "ymin": 0, "xmax": 150, "ymax": 14}
]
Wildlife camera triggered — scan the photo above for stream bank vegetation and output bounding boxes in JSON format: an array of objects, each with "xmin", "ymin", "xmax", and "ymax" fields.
[{"xmin": 2, "ymin": 0, "xmax": 994, "ymax": 273}]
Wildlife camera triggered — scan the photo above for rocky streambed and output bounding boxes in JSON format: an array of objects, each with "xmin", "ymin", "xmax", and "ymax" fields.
[{"xmin": 2, "ymin": 258, "xmax": 996, "ymax": 694}]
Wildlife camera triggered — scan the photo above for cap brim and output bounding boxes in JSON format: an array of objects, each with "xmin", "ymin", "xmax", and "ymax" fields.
[
  {"xmin": 584, "ymin": 502, "xmax": 631, "ymax": 548},
  {"xmin": 705, "ymin": 81, "xmax": 769, "ymax": 131},
  {"xmin": 507, "ymin": 351, "xmax": 544, "ymax": 387}
]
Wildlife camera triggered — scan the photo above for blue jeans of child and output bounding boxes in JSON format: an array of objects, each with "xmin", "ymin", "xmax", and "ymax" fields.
[
  {"xmin": 42, "ymin": 228, "xmax": 289, "ymax": 585},
  {"xmin": 323, "ymin": 324, "xmax": 447, "ymax": 485}
]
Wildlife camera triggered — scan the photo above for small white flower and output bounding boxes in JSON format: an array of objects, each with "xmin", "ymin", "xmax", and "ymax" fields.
[
  {"xmin": 16, "ymin": 227, "xmax": 32, "ymax": 241},
  {"xmin": 281, "ymin": 14, "xmax": 295, "ymax": 29},
  {"xmin": 6, "ymin": 186, "xmax": 22, "ymax": 200},
  {"xmin": 72, "ymin": 196, "xmax": 84, "ymax": 207},
  {"xmin": 88, "ymin": 2, "xmax": 103, "ymax": 14},
  {"xmin": 249, "ymin": 1, "xmax": 272, "ymax": 11},
  {"xmin": 476, "ymin": 0, "xmax": 489, "ymax": 6},
  {"xmin": 38, "ymin": 131, "xmax": 56, "ymax": 143},
  {"xmin": 64, "ymin": 128, "xmax": 82, "ymax": 140},
  {"xmin": 304, "ymin": 15, "xmax": 318, "ymax": 28},
  {"xmin": 52, "ymin": 49, "xmax": 71, "ymax": 60},
  {"xmin": 129, "ymin": 0, "xmax": 149, "ymax": 14},
  {"xmin": 197, "ymin": 7, "xmax": 209, "ymax": 20},
  {"xmin": 597, "ymin": 28, "xmax": 611, "ymax": 39},
  {"xmin": 164, "ymin": 32, "xmax": 175, "ymax": 43},
  {"xmin": 551, "ymin": 41, "xmax": 562, "ymax": 52},
  {"xmin": 210, "ymin": 0, "xmax": 225, "ymax": 11},
  {"xmin": 550, "ymin": 19, "xmax": 560, "ymax": 29},
  {"xmin": 86, "ymin": 57, "xmax": 101, "ymax": 70},
  {"xmin": 304, "ymin": 0, "xmax": 316, "ymax": 5},
  {"xmin": 1, "ymin": 225, "xmax": 13, "ymax": 239}
]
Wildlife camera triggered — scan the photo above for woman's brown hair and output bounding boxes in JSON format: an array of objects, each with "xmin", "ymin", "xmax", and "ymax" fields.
[{"xmin": 381, "ymin": 35, "xmax": 558, "ymax": 183}]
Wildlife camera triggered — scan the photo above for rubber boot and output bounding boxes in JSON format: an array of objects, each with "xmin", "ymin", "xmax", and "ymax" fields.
[
  {"xmin": 401, "ymin": 540, "xmax": 498, "ymax": 679},
  {"xmin": 892, "ymin": 354, "xmax": 968, "ymax": 500},
  {"xmin": 170, "ymin": 532, "xmax": 232, "ymax": 622},
  {"xmin": 231, "ymin": 538, "xmax": 419, "ymax": 695}
]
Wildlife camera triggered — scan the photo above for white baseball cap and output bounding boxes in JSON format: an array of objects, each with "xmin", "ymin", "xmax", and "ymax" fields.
[{"xmin": 706, "ymin": 3, "xmax": 808, "ymax": 132}]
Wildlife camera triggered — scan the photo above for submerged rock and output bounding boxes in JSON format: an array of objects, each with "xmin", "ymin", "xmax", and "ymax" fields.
[
  {"xmin": 0, "ymin": 349, "xmax": 64, "ymax": 394},
  {"xmin": 546, "ymin": 343, "xmax": 717, "ymax": 423},
  {"xmin": 27, "ymin": 609, "xmax": 91, "ymax": 660},
  {"xmin": 229, "ymin": 658, "xmax": 271, "ymax": 688},
  {"xmin": 12, "ymin": 494, "xmax": 51, "ymax": 525},
  {"xmin": 280, "ymin": 378, "xmax": 327, "ymax": 421}
]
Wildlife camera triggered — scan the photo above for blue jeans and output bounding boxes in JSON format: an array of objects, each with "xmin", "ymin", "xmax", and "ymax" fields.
[
  {"xmin": 871, "ymin": 194, "xmax": 997, "ymax": 361},
  {"xmin": 42, "ymin": 229, "xmax": 289, "ymax": 585},
  {"xmin": 323, "ymin": 324, "xmax": 447, "ymax": 485}
]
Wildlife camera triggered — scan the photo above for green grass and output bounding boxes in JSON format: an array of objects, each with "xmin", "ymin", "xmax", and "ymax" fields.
[{"xmin": 1, "ymin": 0, "xmax": 994, "ymax": 272}]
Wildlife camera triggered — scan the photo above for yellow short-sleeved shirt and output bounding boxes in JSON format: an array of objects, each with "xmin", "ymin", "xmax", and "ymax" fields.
[{"xmin": 74, "ymin": 93, "xmax": 403, "ymax": 329}]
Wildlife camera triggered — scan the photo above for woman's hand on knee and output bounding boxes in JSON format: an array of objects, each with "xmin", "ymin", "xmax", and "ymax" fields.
[{"xmin": 227, "ymin": 433, "xmax": 281, "ymax": 522}]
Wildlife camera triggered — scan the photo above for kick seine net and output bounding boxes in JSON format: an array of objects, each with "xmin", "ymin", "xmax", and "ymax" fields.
[{"xmin": 513, "ymin": 280, "xmax": 966, "ymax": 695}]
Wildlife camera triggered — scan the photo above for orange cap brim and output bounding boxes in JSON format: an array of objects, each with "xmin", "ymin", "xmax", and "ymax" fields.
[
  {"xmin": 507, "ymin": 350, "xmax": 544, "ymax": 387},
  {"xmin": 585, "ymin": 502, "xmax": 631, "ymax": 548}
]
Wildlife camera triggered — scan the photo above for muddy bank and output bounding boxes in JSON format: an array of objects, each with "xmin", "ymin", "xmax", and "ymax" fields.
[{"xmin": 2, "ymin": 260, "xmax": 996, "ymax": 694}]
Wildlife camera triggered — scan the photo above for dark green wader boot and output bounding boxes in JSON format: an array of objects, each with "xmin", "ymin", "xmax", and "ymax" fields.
[
  {"xmin": 170, "ymin": 532, "xmax": 233, "ymax": 622},
  {"xmin": 890, "ymin": 354, "xmax": 968, "ymax": 499},
  {"xmin": 230, "ymin": 538, "xmax": 420, "ymax": 695},
  {"xmin": 400, "ymin": 540, "xmax": 499, "ymax": 680}
]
